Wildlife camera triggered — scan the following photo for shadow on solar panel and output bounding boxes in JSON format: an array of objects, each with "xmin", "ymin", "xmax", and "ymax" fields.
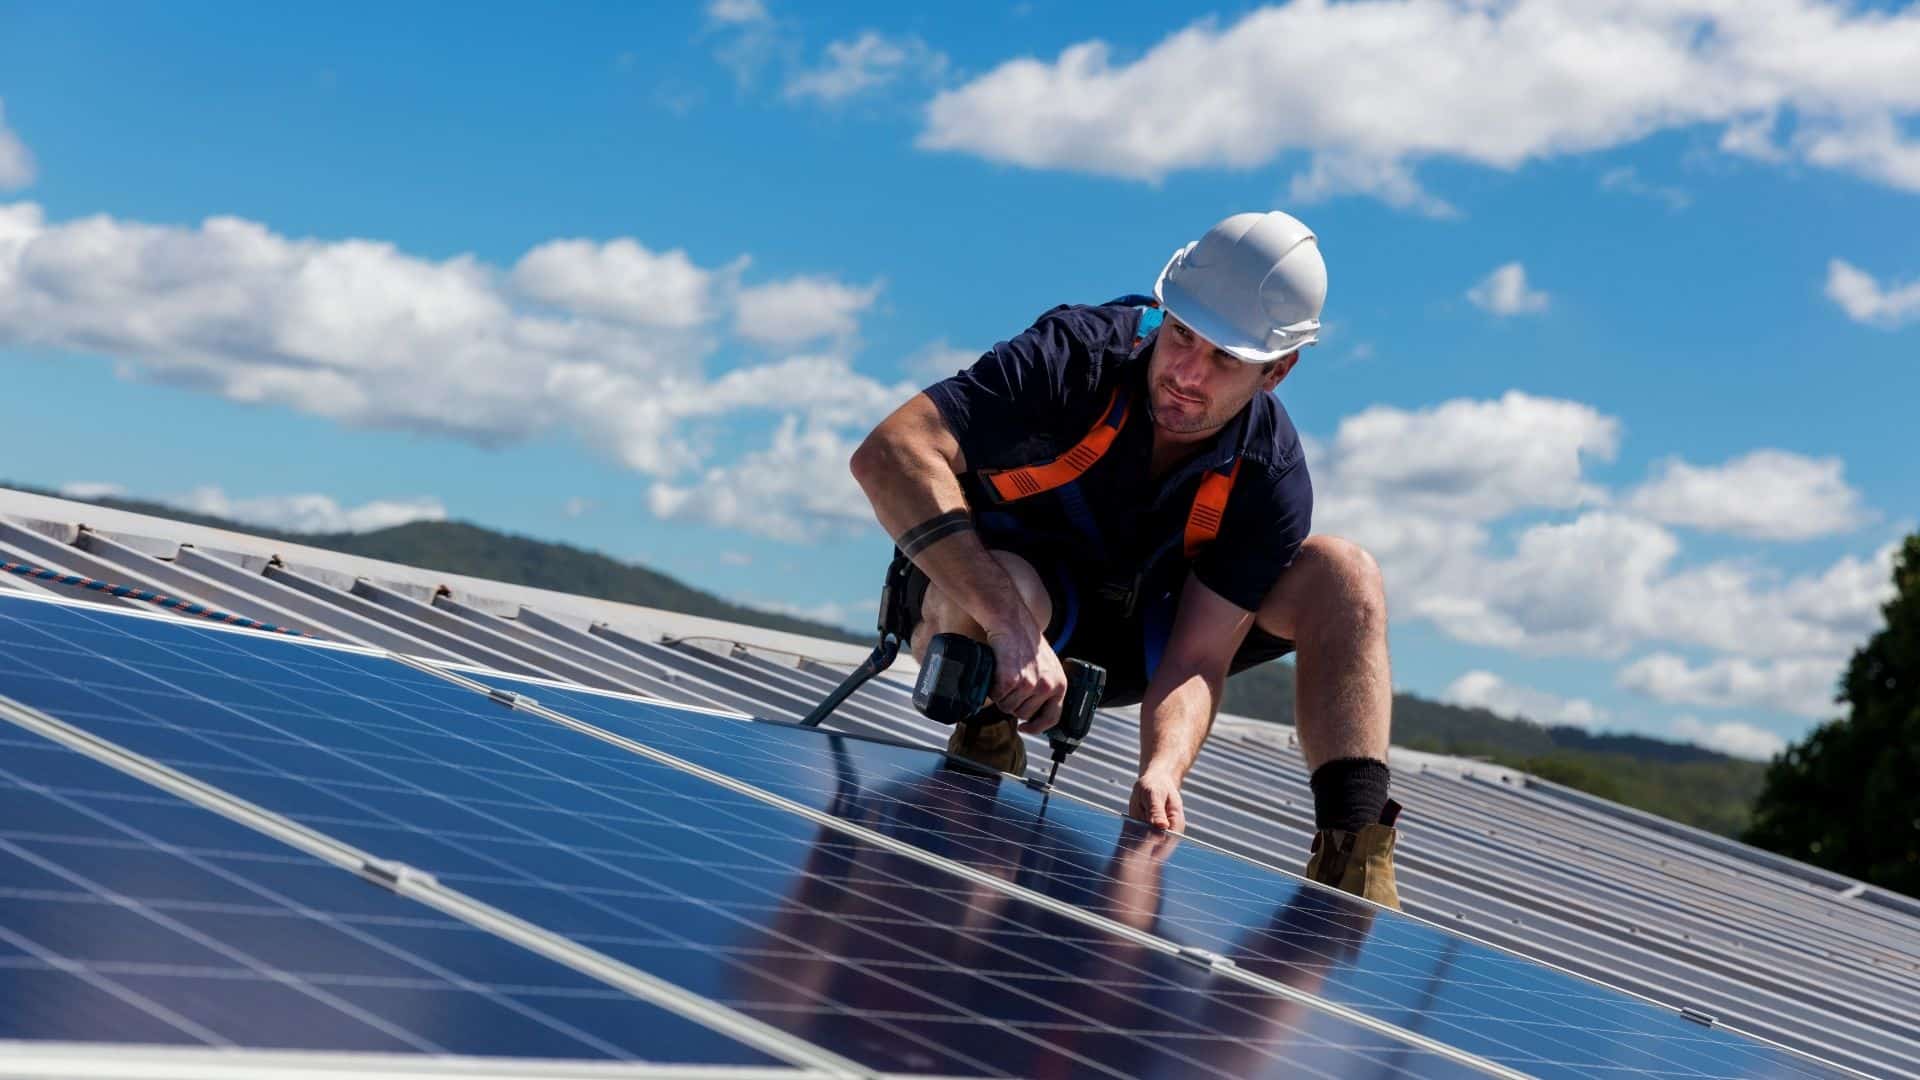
[{"xmin": 0, "ymin": 592, "xmax": 1865, "ymax": 1079}]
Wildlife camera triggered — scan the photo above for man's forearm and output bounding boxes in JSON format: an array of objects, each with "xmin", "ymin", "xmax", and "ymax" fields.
[
  {"xmin": 1137, "ymin": 666, "xmax": 1223, "ymax": 780},
  {"xmin": 850, "ymin": 425, "xmax": 1031, "ymax": 636}
]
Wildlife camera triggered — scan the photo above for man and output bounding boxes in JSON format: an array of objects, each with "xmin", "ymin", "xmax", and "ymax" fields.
[{"xmin": 849, "ymin": 211, "xmax": 1400, "ymax": 908}]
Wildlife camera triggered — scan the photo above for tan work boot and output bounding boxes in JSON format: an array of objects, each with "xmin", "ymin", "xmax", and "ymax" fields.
[
  {"xmin": 946, "ymin": 714, "xmax": 1027, "ymax": 777},
  {"xmin": 1304, "ymin": 800, "xmax": 1402, "ymax": 911}
]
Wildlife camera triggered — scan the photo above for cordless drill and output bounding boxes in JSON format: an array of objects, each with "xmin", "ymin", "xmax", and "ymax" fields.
[{"xmin": 913, "ymin": 633, "xmax": 1106, "ymax": 786}]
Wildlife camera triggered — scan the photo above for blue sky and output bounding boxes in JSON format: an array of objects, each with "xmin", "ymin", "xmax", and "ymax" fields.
[{"xmin": 2, "ymin": 1, "xmax": 1916, "ymax": 759}]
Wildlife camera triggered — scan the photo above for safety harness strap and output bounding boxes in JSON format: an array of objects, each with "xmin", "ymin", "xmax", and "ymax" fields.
[
  {"xmin": 976, "ymin": 298, "xmax": 1243, "ymax": 567},
  {"xmin": 1183, "ymin": 459, "xmax": 1240, "ymax": 558},
  {"xmin": 980, "ymin": 386, "xmax": 1129, "ymax": 502}
]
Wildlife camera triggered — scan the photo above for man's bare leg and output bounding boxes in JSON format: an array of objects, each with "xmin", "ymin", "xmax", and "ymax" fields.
[
  {"xmin": 1254, "ymin": 534, "xmax": 1392, "ymax": 769},
  {"xmin": 911, "ymin": 550, "xmax": 1052, "ymax": 776},
  {"xmin": 1255, "ymin": 534, "xmax": 1401, "ymax": 908},
  {"xmin": 910, "ymin": 550, "xmax": 1052, "ymax": 662}
]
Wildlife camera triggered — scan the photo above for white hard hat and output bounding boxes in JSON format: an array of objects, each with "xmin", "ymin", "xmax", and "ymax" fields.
[{"xmin": 1153, "ymin": 210, "xmax": 1326, "ymax": 363}]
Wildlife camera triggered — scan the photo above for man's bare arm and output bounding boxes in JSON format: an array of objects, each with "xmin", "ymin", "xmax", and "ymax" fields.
[
  {"xmin": 849, "ymin": 393, "xmax": 1066, "ymax": 721},
  {"xmin": 1129, "ymin": 575, "xmax": 1255, "ymax": 830}
]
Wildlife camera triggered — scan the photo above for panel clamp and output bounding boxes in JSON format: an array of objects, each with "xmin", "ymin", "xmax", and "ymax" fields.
[
  {"xmin": 1175, "ymin": 945, "xmax": 1236, "ymax": 971},
  {"xmin": 1679, "ymin": 1007, "xmax": 1716, "ymax": 1028},
  {"xmin": 487, "ymin": 687, "xmax": 531, "ymax": 708},
  {"xmin": 361, "ymin": 858, "xmax": 439, "ymax": 892}
]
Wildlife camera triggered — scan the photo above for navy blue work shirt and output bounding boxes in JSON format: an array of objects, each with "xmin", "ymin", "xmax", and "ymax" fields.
[{"xmin": 924, "ymin": 297, "xmax": 1313, "ymax": 615}]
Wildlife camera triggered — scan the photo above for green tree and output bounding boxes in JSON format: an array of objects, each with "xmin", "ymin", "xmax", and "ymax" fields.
[{"xmin": 1744, "ymin": 534, "xmax": 1920, "ymax": 897}]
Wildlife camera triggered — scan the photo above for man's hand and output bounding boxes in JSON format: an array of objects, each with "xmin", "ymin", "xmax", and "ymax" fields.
[
  {"xmin": 1128, "ymin": 767, "xmax": 1186, "ymax": 832},
  {"xmin": 984, "ymin": 625, "xmax": 1068, "ymax": 732}
]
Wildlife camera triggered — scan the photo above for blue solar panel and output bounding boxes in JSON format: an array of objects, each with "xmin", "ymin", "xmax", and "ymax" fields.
[
  {"xmin": 0, "ymin": 725, "xmax": 780, "ymax": 1064},
  {"xmin": 468, "ymin": 671, "xmax": 1848, "ymax": 1080},
  {"xmin": 0, "ymin": 595, "xmax": 1493, "ymax": 1078}
]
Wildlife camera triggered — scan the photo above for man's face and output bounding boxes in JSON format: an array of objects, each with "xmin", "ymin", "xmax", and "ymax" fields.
[{"xmin": 1146, "ymin": 315, "xmax": 1295, "ymax": 437}]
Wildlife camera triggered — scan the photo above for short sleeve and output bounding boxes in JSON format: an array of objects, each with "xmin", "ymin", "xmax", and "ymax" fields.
[
  {"xmin": 1191, "ymin": 457, "xmax": 1313, "ymax": 613},
  {"xmin": 923, "ymin": 304, "xmax": 1134, "ymax": 468}
]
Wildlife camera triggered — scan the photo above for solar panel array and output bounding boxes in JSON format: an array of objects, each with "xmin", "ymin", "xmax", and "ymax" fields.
[
  {"xmin": 0, "ymin": 584, "xmax": 1871, "ymax": 1078},
  {"xmin": 0, "ymin": 495, "xmax": 1914, "ymax": 1077}
]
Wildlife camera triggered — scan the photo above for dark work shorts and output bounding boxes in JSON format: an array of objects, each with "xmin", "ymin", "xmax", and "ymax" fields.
[{"xmin": 899, "ymin": 550, "xmax": 1295, "ymax": 708}]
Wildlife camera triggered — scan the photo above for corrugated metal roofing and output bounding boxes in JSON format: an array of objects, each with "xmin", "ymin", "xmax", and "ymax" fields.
[{"xmin": 1, "ymin": 487, "xmax": 1915, "ymax": 1078}]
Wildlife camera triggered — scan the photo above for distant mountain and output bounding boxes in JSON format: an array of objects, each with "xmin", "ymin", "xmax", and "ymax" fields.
[
  {"xmin": 13, "ymin": 483, "xmax": 1767, "ymax": 834},
  {"xmin": 6, "ymin": 485, "xmax": 870, "ymax": 646}
]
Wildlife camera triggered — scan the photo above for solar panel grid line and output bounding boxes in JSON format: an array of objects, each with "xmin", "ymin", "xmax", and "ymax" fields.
[
  {"xmin": 0, "ymin": 719, "xmax": 806, "ymax": 1068},
  {"xmin": 0, "ymin": 812, "xmax": 475, "ymax": 1056},
  {"xmin": 1200, "ymin": 737, "xmax": 1910, "ymax": 984},
  {"xmin": 0, "ymin": 682, "xmax": 875, "ymax": 1075},
  {"xmin": 0, "ymin": 595, "xmax": 1328, "ymax": 1076},
  {"xmin": 744, "ymin": 662, "xmax": 1899, "ymax": 1077},
  {"xmin": 462, "ymin": 688, "xmax": 1534, "ymax": 1080},
  {"xmin": 174, "ymin": 548, "xmax": 466, "ymax": 663},
  {"xmin": 476, "ymin": 680, "xmax": 1858, "ymax": 1076},
  {"xmin": 3, "ymin": 595, "xmax": 1497, "ymax": 1076},
  {"xmin": 0, "ymin": 1041, "xmax": 837, "ymax": 1079},
  {"xmin": 72, "ymin": 533, "xmax": 345, "ymax": 644},
  {"xmin": 262, "ymin": 565, "xmax": 540, "ymax": 674},
  {"xmin": 1252, "ymin": 741, "xmax": 1920, "ymax": 986},
  {"xmin": 1084, "ymin": 721, "xmax": 1920, "ymax": 1071},
  {"xmin": 1113, "ymin": 722, "xmax": 1920, "ymax": 1060},
  {"xmin": 0, "ymin": 588, "xmax": 1873, "ymax": 1076}
]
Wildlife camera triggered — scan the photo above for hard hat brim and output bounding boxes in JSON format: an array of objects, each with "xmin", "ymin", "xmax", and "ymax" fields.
[{"xmin": 1154, "ymin": 247, "xmax": 1302, "ymax": 364}]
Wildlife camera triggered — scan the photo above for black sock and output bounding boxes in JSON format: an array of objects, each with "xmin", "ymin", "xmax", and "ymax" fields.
[{"xmin": 1309, "ymin": 758, "xmax": 1392, "ymax": 833}]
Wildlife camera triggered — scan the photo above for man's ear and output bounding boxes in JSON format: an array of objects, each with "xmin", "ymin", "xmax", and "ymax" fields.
[{"xmin": 1263, "ymin": 351, "xmax": 1300, "ymax": 390}]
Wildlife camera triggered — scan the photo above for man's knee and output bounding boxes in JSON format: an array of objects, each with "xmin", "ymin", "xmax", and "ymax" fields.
[
  {"xmin": 1259, "ymin": 535, "xmax": 1387, "ymax": 639},
  {"xmin": 912, "ymin": 550, "xmax": 1053, "ymax": 653}
]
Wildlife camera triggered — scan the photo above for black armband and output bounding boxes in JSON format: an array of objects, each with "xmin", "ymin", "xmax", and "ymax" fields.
[{"xmin": 898, "ymin": 510, "xmax": 973, "ymax": 557}]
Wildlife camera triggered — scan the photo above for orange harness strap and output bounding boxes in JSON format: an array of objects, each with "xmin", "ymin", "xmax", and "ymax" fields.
[
  {"xmin": 980, "ymin": 386, "xmax": 1130, "ymax": 502},
  {"xmin": 1183, "ymin": 459, "xmax": 1241, "ymax": 559}
]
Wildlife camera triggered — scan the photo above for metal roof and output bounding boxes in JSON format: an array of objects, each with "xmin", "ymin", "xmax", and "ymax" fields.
[{"xmin": 1, "ymin": 487, "xmax": 1915, "ymax": 1078}]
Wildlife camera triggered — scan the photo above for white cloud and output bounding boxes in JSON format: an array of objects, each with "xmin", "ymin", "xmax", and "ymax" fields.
[
  {"xmin": 1625, "ymin": 450, "xmax": 1869, "ymax": 541},
  {"xmin": 705, "ymin": 0, "xmax": 768, "ymax": 24},
  {"xmin": 1619, "ymin": 652, "xmax": 1842, "ymax": 719},
  {"xmin": 0, "ymin": 101, "xmax": 33, "ymax": 191},
  {"xmin": 562, "ymin": 497, "xmax": 593, "ymax": 518},
  {"xmin": 1670, "ymin": 715, "xmax": 1788, "ymax": 761},
  {"xmin": 920, "ymin": 2, "xmax": 1920, "ymax": 205},
  {"xmin": 1467, "ymin": 262, "xmax": 1549, "ymax": 316},
  {"xmin": 733, "ymin": 275, "xmax": 881, "ymax": 344},
  {"xmin": 0, "ymin": 202, "xmax": 901, "ymax": 498},
  {"xmin": 1442, "ymin": 670, "xmax": 1609, "ymax": 729},
  {"xmin": 59, "ymin": 482, "xmax": 127, "ymax": 501},
  {"xmin": 720, "ymin": 551, "xmax": 753, "ymax": 566},
  {"xmin": 1826, "ymin": 258, "xmax": 1920, "ymax": 329},
  {"xmin": 785, "ymin": 32, "xmax": 948, "ymax": 105},
  {"xmin": 1320, "ymin": 392, "xmax": 1617, "ymax": 521},
  {"xmin": 512, "ymin": 238, "xmax": 726, "ymax": 328},
  {"xmin": 1598, "ymin": 166, "xmax": 1690, "ymax": 211},
  {"xmin": 1414, "ymin": 519, "xmax": 1899, "ymax": 659},
  {"xmin": 170, "ymin": 487, "xmax": 446, "ymax": 533},
  {"xmin": 648, "ymin": 417, "xmax": 874, "ymax": 542}
]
